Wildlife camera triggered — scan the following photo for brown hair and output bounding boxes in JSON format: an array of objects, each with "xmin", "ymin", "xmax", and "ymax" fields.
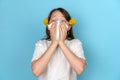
[{"xmin": 45, "ymin": 7, "xmax": 75, "ymax": 40}]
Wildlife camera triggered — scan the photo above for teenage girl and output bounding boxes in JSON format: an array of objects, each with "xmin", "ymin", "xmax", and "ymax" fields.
[{"xmin": 31, "ymin": 7, "xmax": 87, "ymax": 80}]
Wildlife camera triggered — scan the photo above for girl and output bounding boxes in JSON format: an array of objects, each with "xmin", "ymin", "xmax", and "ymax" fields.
[{"xmin": 31, "ymin": 8, "xmax": 86, "ymax": 80}]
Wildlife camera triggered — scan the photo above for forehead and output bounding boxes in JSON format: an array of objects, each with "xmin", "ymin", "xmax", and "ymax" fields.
[{"xmin": 51, "ymin": 11, "xmax": 64, "ymax": 18}]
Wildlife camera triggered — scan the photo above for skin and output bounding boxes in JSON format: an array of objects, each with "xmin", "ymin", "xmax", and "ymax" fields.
[{"xmin": 31, "ymin": 11, "xmax": 86, "ymax": 77}]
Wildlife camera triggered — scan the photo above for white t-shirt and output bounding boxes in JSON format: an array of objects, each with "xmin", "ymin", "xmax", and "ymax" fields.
[{"xmin": 31, "ymin": 39, "xmax": 86, "ymax": 80}]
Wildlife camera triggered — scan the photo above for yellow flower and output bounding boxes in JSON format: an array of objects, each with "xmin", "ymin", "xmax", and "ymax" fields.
[
  {"xmin": 44, "ymin": 18, "xmax": 48, "ymax": 26},
  {"xmin": 69, "ymin": 18, "xmax": 76, "ymax": 26}
]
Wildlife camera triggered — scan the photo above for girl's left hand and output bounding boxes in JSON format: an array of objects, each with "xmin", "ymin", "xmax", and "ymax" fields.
[{"xmin": 59, "ymin": 22, "xmax": 67, "ymax": 43}]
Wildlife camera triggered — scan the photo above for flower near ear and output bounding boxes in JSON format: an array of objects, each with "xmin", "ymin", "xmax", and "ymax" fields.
[
  {"xmin": 69, "ymin": 18, "xmax": 76, "ymax": 26},
  {"xmin": 44, "ymin": 18, "xmax": 48, "ymax": 26}
]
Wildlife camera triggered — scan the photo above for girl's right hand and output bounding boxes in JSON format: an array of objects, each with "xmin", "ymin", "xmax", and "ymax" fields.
[{"xmin": 49, "ymin": 23, "xmax": 58, "ymax": 44}]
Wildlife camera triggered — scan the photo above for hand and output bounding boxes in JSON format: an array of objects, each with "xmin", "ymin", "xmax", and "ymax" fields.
[{"xmin": 59, "ymin": 22, "xmax": 67, "ymax": 44}]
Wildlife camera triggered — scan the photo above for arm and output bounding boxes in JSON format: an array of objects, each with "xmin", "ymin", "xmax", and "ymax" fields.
[
  {"xmin": 31, "ymin": 42, "xmax": 58, "ymax": 77},
  {"xmin": 31, "ymin": 23, "xmax": 58, "ymax": 77},
  {"xmin": 59, "ymin": 23, "xmax": 86, "ymax": 74},
  {"xmin": 59, "ymin": 42, "xmax": 86, "ymax": 74}
]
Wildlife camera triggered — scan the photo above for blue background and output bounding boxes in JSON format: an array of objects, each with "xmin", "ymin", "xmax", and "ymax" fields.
[{"xmin": 0, "ymin": 0, "xmax": 120, "ymax": 80}]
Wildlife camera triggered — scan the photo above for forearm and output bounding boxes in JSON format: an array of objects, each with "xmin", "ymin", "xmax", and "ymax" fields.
[
  {"xmin": 31, "ymin": 42, "xmax": 58, "ymax": 77},
  {"xmin": 59, "ymin": 42, "xmax": 86, "ymax": 74}
]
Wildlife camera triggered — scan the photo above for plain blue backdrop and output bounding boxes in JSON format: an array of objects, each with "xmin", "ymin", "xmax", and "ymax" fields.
[{"xmin": 0, "ymin": 0, "xmax": 120, "ymax": 80}]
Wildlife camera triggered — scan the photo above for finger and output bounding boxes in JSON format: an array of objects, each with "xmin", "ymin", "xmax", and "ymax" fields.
[
  {"xmin": 50, "ymin": 23, "xmax": 57, "ymax": 37},
  {"xmin": 59, "ymin": 25, "xmax": 62, "ymax": 38},
  {"xmin": 61, "ymin": 24, "xmax": 67, "ymax": 34},
  {"xmin": 64, "ymin": 23, "xmax": 68, "ymax": 31},
  {"xmin": 60, "ymin": 24, "xmax": 64, "ymax": 34},
  {"xmin": 50, "ymin": 23, "xmax": 55, "ymax": 32}
]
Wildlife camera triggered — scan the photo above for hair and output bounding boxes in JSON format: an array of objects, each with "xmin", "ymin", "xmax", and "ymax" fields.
[{"xmin": 45, "ymin": 7, "xmax": 75, "ymax": 40}]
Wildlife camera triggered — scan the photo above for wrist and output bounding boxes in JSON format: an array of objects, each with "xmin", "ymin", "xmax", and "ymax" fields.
[
  {"xmin": 51, "ymin": 41, "xmax": 58, "ymax": 46},
  {"xmin": 59, "ymin": 41, "xmax": 65, "ymax": 46}
]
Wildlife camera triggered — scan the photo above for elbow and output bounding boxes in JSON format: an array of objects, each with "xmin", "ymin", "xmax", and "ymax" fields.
[
  {"xmin": 31, "ymin": 63, "xmax": 42, "ymax": 77},
  {"xmin": 76, "ymin": 67, "xmax": 84, "ymax": 75},
  {"xmin": 76, "ymin": 58, "xmax": 86, "ymax": 74},
  {"xmin": 32, "ymin": 68, "xmax": 41, "ymax": 77}
]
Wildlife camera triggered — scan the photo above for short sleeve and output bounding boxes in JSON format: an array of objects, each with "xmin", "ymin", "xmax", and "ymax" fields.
[
  {"xmin": 69, "ymin": 39, "xmax": 86, "ymax": 60},
  {"xmin": 31, "ymin": 40, "xmax": 47, "ymax": 62}
]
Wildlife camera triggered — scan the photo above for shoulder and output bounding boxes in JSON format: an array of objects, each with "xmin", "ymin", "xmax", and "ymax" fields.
[
  {"xmin": 68, "ymin": 39, "xmax": 82, "ymax": 45},
  {"xmin": 35, "ymin": 39, "xmax": 49, "ymax": 46}
]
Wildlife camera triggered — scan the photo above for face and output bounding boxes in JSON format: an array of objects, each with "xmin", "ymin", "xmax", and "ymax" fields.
[{"xmin": 49, "ymin": 10, "xmax": 71, "ymax": 30}]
